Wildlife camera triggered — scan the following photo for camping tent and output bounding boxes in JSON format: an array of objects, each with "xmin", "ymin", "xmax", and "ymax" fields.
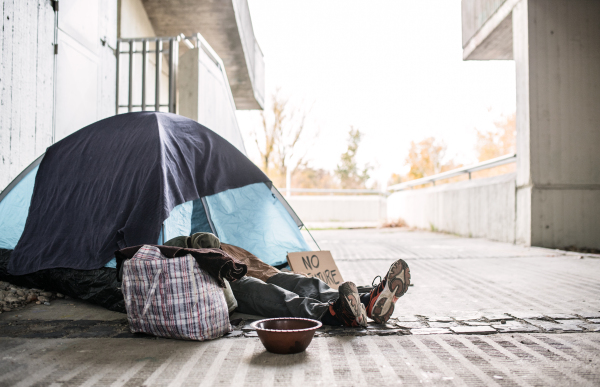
[{"xmin": 0, "ymin": 112, "xmax": 310, "ymax": 277}]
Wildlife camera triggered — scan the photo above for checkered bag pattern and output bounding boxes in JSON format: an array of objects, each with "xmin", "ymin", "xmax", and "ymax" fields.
[{"xmin": 121, "ymin": 245, "xmax": 231, "ymax": 341}]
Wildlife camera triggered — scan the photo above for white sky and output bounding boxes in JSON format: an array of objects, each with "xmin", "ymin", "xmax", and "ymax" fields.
[{"xmin": 236, "ymin": 0, "xmax": 516, "ymax": 187}]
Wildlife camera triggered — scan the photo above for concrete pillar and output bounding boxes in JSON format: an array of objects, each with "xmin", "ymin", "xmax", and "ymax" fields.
[
  {"xmin": 177, "ymin": 47, "xmax": 247, "ymax": 154},
  {"xmin": 178, "ymin": 48, "xmax": 201, "ymax": 123},
  {"xmin": 513, "ymin": 0, "xmax": 600, "ymax": 249}
]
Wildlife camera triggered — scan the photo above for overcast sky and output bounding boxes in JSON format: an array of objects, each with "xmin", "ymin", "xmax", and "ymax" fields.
[{"xmin": 236, "ymin": 0, "xmax": 516, "ymax": 187}]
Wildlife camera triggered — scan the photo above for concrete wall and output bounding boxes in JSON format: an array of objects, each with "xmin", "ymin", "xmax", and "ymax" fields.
[
  {"xmin": 119, "ymin": 0, "xmax": 155, "ymax": 38},
  {"xmin": 140, "ymin": 0, "xmax": 264, "ymax": 109},
  {"xmin": 0, "ymin": 0, "xmax": 116, "ymax": 191},
  {"xmin": 178, "ymin": 47, "xmax": 247, "ymax": 154},
  {"xmin": 288, "ymin": 196, "xmax": 387, "ymax": 224},
  {"xmin": 513, "ymin": 0, "xmax": 600, "ymax": 249},
  {"xmin": 462, "ymin": 0, "xmax": 508, "ymax": 46},
  {"xmin": 54, "ymin": 0, "xmax": 117, "ymax": 142},
  {"xmin": 0, "ymin": 0, "xmax": 54, "ymax": 191},
  {"xmin": 461, "ymin": 0, "xmax": 517, "ymax": 60},
  {"xmin": 388, "ymin": 174, "xmax": 516, "ymax": 243}
]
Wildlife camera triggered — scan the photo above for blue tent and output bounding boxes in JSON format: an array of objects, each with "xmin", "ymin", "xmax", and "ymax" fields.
[{"xmin": 0, "ymin": 112, "xmax": 309, "ymax": 275}]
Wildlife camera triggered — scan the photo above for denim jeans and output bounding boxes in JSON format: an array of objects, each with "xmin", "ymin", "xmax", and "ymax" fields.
[{"xmin": 229, "ymin": 272, "xmax": 340, "ymax": 320}]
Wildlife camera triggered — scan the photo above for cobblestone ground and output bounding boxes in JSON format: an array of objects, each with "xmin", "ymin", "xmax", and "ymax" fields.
[
  {"xmin": 1, "ymin": 229, "xmax": 599, "ymax": 386},
  {"xmin": 310, "ymin": 228, "xmax": 600, "ymax": 319}
]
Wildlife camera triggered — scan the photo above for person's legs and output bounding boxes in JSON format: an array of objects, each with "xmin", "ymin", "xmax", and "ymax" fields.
[
  {"xmin": 266, "ymin": 272, "xmax": 339, "ymax": 303},
  {"xmin": 230, "ymin": 274, "xmax": 368, "ymax": 327},
  {"xmin": 229, "ymin": 276, "xmax": 330, "ymax": 320},
  {"xmin": 267, "ymin": 272, "xmax": 368, "ymax": 327}
]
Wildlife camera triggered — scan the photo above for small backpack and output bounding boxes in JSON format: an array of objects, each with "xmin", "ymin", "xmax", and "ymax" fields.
[{"xmin": 121, "ymin": 245, "xmax": 231, "ymax": 340}]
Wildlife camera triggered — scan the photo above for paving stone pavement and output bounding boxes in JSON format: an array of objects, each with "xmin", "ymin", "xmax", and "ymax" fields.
[
  {"xmin": 0, "ymin": 229, "xmax": 599, "ymax": 386},
  {"xmin": 0, "ymin": 334, "xmax": 599, "ymax": 386},
  {"xmin": 305, "ymin": 229, "xmax": 600, "ymax": 319}
]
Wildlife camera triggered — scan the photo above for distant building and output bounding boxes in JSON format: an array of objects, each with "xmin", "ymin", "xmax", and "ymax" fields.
[{"xmin": 0, "ymin": 0, "xmax": 264, "ymax": 190}]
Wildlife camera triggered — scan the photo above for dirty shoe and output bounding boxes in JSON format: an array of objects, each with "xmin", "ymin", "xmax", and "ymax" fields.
[
  {"xmin": 329, "ymin": 281, "xmax": 367, "ymax": 327},
  {"xmin": 367, "ymin": 259, "xmax": 410, "ymax": 324}
]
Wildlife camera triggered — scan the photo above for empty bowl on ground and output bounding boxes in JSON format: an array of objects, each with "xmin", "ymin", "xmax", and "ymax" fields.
[{"xmin": 251, "ymin": 317, "xmax": 322, "ymax": 354}]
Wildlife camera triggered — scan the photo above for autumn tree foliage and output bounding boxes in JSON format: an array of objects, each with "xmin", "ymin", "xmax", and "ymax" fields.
[
  {"xmin": 473, "ymin": 112, "xmax": 516, "ymax": 178},
  {"xmin": 475, "ymin": 113, "xmax": 516, "ymax": 161},
  {"xmin": 389, "ymin": 112, "xmax": 516, "ymax": 187},
  {"xmin": 404, "ymin": 137, "xmax": 461, "ymax": 181},
  {"xmin": 292, "ymin": 167, "xmax": 338, "ymax": 190}
]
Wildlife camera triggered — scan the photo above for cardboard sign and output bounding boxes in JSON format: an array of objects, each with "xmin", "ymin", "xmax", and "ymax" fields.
[{"xmin": 286, "ymin": 251, "xmax": 344, "ymax": 289}]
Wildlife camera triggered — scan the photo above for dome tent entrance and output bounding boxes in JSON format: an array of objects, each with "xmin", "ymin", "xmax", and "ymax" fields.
[{"xmin": 0, "ymin": 112, "xmax": 309, "ymax": 276}]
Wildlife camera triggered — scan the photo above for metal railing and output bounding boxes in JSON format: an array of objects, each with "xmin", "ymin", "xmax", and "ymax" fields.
[
  {"xmin": 388, "ymin": 153, "xmax": 517, "ymax": 191},
  {"xmin": 116, "ymin": 36, "xmax": 180, "ymax": 114},
  {"xmin": 115, "ymin": 33, "xmax": 236, "ymax": 118},
  {"xmin": 286, "ymin": 188, "xmax": 388, "ymax": 197}
]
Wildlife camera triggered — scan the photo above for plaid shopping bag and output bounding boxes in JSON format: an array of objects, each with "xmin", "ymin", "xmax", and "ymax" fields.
[{"xmin": 121, "ymin": 245, "xmax": 231, "ymax": 340}]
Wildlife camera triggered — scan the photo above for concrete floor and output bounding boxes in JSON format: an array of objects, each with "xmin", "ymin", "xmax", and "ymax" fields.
[{"xmin": 1, "ymin": 229, "xmax": 599, "ymax": 386}]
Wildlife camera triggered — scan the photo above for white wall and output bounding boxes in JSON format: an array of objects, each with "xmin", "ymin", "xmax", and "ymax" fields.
[
  {"xmin": 388, "ymin": 174, "xmax": 516, "ymax": 243},
  {"xmin": 288, "ymin": 196, "xmax": 387, "ymax": 224},
  {"xmin": 0, "ymin": 0, "xmax": 116, "ymax": 192},
  {"xmin": 119, "ymin": 0, "xmax": 155, "ymax": 38},
  {"xmin": 54, "ymin": 0, "xmax": 117, "ymax": 142},
  {"xmin": 178, "ymin": 47, "xmax": 247, "ymax": 154},
  {"xmin": 0, "ymin": 0, "xmax": 54, "ymax": 191}
]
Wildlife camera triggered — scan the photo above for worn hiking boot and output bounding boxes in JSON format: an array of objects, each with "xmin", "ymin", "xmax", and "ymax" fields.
[
  {"xmin": 367, "ymin": 259, "xmax": 410, "ymax": 324},
  {"xmin": 329, "ymin": 281, "xmax": 367, "ymax": 327}
]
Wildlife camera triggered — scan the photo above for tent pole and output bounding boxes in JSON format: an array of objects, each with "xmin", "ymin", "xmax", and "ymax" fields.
[{"xmin": 304, "ymin": 225, "xmax": 321, "ymax": 251}]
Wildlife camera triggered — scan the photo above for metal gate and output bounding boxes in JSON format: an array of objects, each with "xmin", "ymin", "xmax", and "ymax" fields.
[{"xmin": 115, "ymin": 36, "xmax": 180, "ymax": 114}]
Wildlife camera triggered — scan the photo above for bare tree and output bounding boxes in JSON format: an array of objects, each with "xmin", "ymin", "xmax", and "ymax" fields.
[{"xmin": 251, "ymin": 89, "xmax": 315, "ymax": 186}]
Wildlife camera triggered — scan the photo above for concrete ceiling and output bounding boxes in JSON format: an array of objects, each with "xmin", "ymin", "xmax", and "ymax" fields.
[{"xmin": 141, "ymin": 0, "xmax": 263, "ymax": 109}]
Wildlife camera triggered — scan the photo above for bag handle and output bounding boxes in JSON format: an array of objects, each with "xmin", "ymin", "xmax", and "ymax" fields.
[
  {"xmin": 141, "ymin": 268, "xmax": 163, "ymax": 317},
  {"xmin": 188, "ymin": 257, "xmax": 200, "ymax": 310}
]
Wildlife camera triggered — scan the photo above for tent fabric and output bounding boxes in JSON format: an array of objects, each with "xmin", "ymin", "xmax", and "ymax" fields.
[
  {"xmin": 0, "ymin": 166, "xmax": 38, "ymax": 250},
  {"xmin": 206, "ymin": 182, "xmax": 310, "ymax": 267},
  {"xmin": 8, "ymin": 112, "xmax": 271, "ymax": 275},
  {"xmin": 191, "ymin": 199, "xmax": 214, "ymax": 234},
  {"xmin": 106, "ymin": 184, "xmax": 308, "ymax": 269},
  {"xmin": 104, "ymin": 198, "xmax": 214, "ymax": 269}
]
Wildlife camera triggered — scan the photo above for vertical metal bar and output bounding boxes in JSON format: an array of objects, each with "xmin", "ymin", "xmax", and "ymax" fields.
[
  {"xmin": 172, "ymin": 38, "xmax": 178, "ymax": 113},
  {"xmin": 127, "ymin": 41, "xmax": 133, "ymax": 112},
  {"xmin": 51, "ymin": 3, "xmax": 59, "ymax": 144},
  {"xmin": 468, "ymin": 171, "xmax": 472, "ymax": 180},
  {"xmin": 155, "ymin": 39, "xmax": 162, "ymax": 111},
  {"xmin": 168, "ymin": 38, "xmax": 174, "ymax": 113},
  {"xmin": 115, "ymin": 40, "xmax": 120, "ymax": 114},
  {"xmin": 141, "ymin": 40, "xmax": 148, "ymax": 111}
]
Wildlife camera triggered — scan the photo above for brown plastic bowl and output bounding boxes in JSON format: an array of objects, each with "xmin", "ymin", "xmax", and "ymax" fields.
[{"xmin": 251, "ymin": 317, "xmax": 322, "ymax": 354}]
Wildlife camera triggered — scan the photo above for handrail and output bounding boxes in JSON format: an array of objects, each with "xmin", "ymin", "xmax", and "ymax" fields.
[
  {"xmin": 388, "ymin": 153, "xmax": 517, "ymax": 191},
  {"xmin": 288, "ymin": 188, "xmax": 388, "ymax": 196}
]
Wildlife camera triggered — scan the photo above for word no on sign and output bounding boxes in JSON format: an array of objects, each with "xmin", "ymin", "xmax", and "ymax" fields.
[{"xmin": 286, "ymin": 251, "xmax": 344, "ymax": 289}]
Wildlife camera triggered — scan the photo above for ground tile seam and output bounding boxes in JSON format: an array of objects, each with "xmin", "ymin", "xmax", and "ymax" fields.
[{"xmin": 2, "ymin": 314, "xmax": 600, "ymax": 339}]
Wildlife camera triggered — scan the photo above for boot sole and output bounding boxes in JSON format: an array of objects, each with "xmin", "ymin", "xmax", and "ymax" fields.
[
  {"xmin": 371, "ymin": 259, "xmax": 410, "ymax": 324},
  {"xmin": 339, "ymin": 282, "xmax": 368, "ymax": 327}
]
